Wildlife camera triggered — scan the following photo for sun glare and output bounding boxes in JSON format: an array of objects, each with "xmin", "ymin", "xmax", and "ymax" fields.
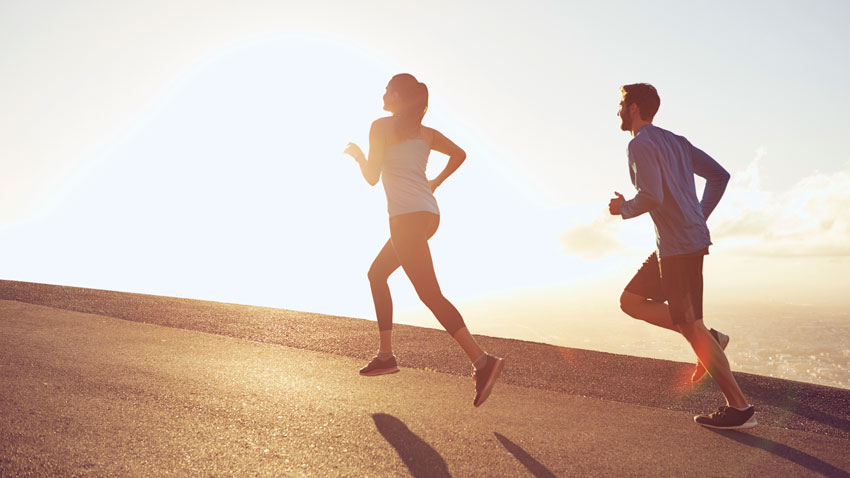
[{"xmin": 2, "ymin": 34, "xmax": 398, "ymax": 317}]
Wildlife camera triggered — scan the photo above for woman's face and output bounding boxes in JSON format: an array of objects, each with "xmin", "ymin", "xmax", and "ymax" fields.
[{"xmin": 382, "ymin": 84, "xmax": 401, "ymax": 113}]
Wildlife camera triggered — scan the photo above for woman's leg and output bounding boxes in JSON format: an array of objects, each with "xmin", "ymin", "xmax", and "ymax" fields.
[
  {"xmin": 389, "ymin": 212, "xmax": 485, "ymax": 363},
  {"xmin": 367, "ymin": 239, "xmax": 402, "ymax": 354}
]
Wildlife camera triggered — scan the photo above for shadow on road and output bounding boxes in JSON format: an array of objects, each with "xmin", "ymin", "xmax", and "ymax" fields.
[
  {"xmin": 494, "ymin": 432, "xmax": 557, "ymax": 478},
  {"xmin": 709, "ymin": 429, "xmax": 850, "ymax": 478},
  {"xmin": 743, "ymin": 379, "xmax": 850, "ymax": 436},
  {"xmin": 372, "ymin": 413, "xmax": 450, "ymax": 478}
]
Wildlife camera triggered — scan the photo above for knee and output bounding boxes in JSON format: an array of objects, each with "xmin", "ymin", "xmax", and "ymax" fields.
[
  {"xmin": 367, "ymin": 266, "xmax": 388, "ymax": 284},
  {"xmin": 416, "ymin": 287, "xmax": 445, "ymax": 308},
  {"xmin": 619, "ymin": 291, "xmax": 642, "ymax": 317}
]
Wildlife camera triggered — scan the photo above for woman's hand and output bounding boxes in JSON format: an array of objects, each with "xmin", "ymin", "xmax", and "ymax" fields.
[
  {"xmin": 429, "ymin": 178, "xmax": 440, "ymax": 192},
  {"xmin": 344, "ymin": 143, "xmax": 366, "ymax": 163}
]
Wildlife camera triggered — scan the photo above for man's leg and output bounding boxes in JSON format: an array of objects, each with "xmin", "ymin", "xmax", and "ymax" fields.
[
  {"xmin": 620, "ymin": 253, "xmax": 679, "ymax": 332},
  {"xmin": 622, "ymin": 252, "xmax": 730, "ymax": 382},
  {"xmin": 678, "ymin": 319, "xmax": 748, "ymax": 409},
  {"xmin": 664, "ymin": 253, "xmax": 755, "ymax": 428},
  {"xmin": 619, "ymin": 291, "xmax": 678, "ymax": 332}
]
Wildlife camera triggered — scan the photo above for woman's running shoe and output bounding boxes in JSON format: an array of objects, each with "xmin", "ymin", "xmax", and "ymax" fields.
[
  {"xmin": 473, "ymin": 355, "xmax": 505, "ymax": 407},
  {"xmin": 359, "ymin": 355, "xmax": 400, "ymax": 376}
]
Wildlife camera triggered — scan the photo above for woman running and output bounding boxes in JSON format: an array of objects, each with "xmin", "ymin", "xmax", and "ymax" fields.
[{"xmin": 344, "ymin": 73, "xmax": 505, "ymax": 407}]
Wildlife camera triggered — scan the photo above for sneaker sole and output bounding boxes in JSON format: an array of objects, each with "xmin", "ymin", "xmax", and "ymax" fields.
[
  {"xmin": 694, "ymin": 416, "xmax": 758, "ymax": 430},
  {"xmin": 691, "ymin": 333, "xmax": 731, "ymax": 383},
  {"xmin": 359, "ymin": 366, "xmax": 399, "ymax": 377},
  {"xmin": 474, "ymin": 358, "xmax": 505, "ymax": 408}
]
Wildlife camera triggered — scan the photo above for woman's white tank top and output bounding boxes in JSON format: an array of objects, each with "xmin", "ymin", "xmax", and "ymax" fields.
[{"xmin": 381, "ymin": 138, "xmax": 440, "ymax": 218}]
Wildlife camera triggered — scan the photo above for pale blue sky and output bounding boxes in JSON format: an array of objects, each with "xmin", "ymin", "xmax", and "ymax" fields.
[{"xmin": 2, "ymin": 2, "xmax": 849, "ymax": 348}]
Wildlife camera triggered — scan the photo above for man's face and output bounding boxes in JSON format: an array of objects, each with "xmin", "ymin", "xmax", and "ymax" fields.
[{"xmin": 618, "ymin": 99, "xmax": 632, "ymax": 132}]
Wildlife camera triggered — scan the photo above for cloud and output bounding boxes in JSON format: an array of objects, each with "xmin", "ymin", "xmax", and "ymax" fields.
[
  {"xmin": 559, "ymin": 148, "xmax": 850, "ymax": 259},
  {"xmin": 711, "ymin": 149, "xmax": 850, "ymax": 257},
  {"xmin": 559, "ymin": 215, "xmax": 624, "ymax": 258}
]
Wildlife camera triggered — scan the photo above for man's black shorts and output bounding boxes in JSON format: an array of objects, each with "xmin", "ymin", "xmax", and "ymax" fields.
[{"xmin": 624, "ymin": 248, "xmax": 708, "ymax": 324}]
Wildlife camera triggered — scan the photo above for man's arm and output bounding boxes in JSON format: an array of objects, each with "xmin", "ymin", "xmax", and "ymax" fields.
[
  {"xmin": 619, "ymin": 141, "xmax": 663, "ymax": 219},
  {"xmin": 691, "ymin": 144, "xmax": 730, "ymax": 219}
]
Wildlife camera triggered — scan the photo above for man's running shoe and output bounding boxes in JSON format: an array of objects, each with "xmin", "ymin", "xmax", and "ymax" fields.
[
  {"xmin": 473, "ymin": 354, "xmax": 505, "ymax": 407},
  {"xmin": 691, "ymin": 328, "xmax": 730, "ymax": 383},
  {"xmin": 359, "ymin": 355, "xmax": 399, "ymax": 376},
  {"xmin": 694, "ymin": 405, "xmax": 757, "ymax": 429}
]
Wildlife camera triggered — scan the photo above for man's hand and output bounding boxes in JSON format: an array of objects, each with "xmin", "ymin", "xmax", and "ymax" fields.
[{"xmin": 609, "ymin": 192, "xmax": 625, "ymax": 215}]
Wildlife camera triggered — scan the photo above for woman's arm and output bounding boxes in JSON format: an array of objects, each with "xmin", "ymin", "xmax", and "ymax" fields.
[
  {"xmin": 344, "ymin": 119, "xmax": 388, "ymax": 186},
  {"xmin": 427, "ymin": 128, "xmax": 466, "ymax": 192}
]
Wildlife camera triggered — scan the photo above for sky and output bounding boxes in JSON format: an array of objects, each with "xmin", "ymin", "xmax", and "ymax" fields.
[{"xmin": 2, "ymin": 1, "xmax": 849, "ymax": 356}]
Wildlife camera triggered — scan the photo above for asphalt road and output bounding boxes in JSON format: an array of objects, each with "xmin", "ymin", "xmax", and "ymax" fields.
[
  {"xmin": 2, "ymin": 300, "xmax": 849, "ymax": 477},
  {"xmin": 2, "ymin": 279, "xmax": 847, "ymax": 443}
]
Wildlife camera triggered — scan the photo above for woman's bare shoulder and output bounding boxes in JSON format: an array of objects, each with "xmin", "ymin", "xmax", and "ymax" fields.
[
  {"xmin": 371, "ymin": 116, "xmax": 395, "ymax": 130},
  {"xmin": 421, "ymin": 125, "xmax": 440, "ymax": 145},
  {"xmin": 372, "ymin": 116, "xmax": 397, "ymax": 139}
]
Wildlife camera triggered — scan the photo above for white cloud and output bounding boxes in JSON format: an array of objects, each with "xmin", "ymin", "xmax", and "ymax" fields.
[
  {"xmin": 559, "ymin": 149, "xmax": 850, "ymax": 259},
  {"xmin": 559, "ymin": 213, "xmax": 629, "ymax": 258},
  {"xmin": 712, "ymin": 149, "xmax": 850, "ymax": 257}
]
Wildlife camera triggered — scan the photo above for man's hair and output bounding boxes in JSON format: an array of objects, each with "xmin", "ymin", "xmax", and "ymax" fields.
[{"xmin": 621, "ymin": 83, "xmax": 660, "ymax": 122}]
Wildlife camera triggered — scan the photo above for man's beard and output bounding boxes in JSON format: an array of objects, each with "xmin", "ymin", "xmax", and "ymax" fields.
[{"xmin": 620, "ymin": 114, "xmax": 631, "ymax": 132}]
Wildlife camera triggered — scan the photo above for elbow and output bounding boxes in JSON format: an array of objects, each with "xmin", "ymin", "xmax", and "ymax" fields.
[
  {"xmin": 642, "ymin": 190, "xmax": 663, "ymax": 210},
  {"xmin": 649, "ymin": 196, "xmax": 662, "ymax": 210},
  {"xmin": 643, "ymin": 196, "xmax": 662, "ymax": 212},
  {"xmin": 641, "ymin": 202, "xmax": 661, "ymax": 215},
  {"xmin": 364, "ymin": 168, "xmax": 381, "ymax": 186},
  {"xmin": 368, "ymin": 171, "xmax": 382, "ymax": 186},
  {"xmin": 454, "ymin": 149, "xmax": 467, "ymax": 163},
  {"xmin": 712, "ymin": 171, "xmax": 730, "ymax": 193},
  {"xmin": 713, "ymin": 167, "xmax": 731, "ymax": 184}
]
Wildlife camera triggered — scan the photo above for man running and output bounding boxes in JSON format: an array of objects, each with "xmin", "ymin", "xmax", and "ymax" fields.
[{"xmin": 610, "ymin": 83, "xmax": 756, "ymax": 429}]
